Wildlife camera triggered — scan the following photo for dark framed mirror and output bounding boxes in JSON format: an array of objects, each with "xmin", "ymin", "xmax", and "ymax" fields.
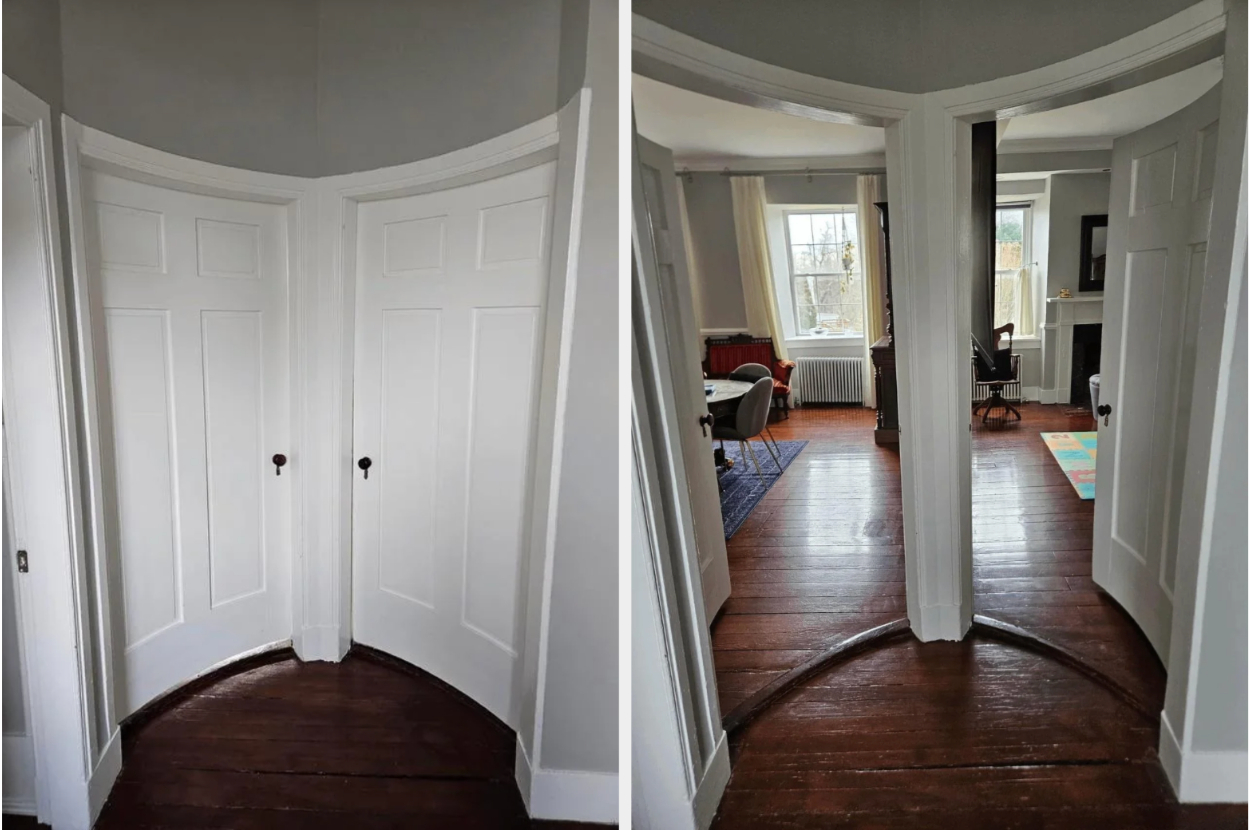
[{"xmin": 1078, "ymin": 214, "xmax": 1108, "ymax": 292}]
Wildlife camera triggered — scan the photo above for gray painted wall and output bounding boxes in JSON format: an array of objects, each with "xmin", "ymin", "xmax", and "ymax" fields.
[
  {"xmin": 539, "ymin": 0, "xmax": 618, "ymax": 775},
  {"xmin": 684, "ymin": 172, "xmax": 871, "ymax": 332},
  {"xmin": 59, "ymin": 0, "xmax": 321, "ymax": 176},
  {"xmin": 635, "ymin": 0, "xmax": 1200, "ymax": 94},
  {"xmin": 1046, "ymin": 173, "xmax": 1111, "ymax": 299},
  {"xmin": 316, "ymin": 0, "xmax": 562, "ymax": 175},
  {"xmin": 4, "ymin": 0, "xmax": 63, "ymax": 110},
  {"xmin": 998, "ymin": 150, "xmax": 1112, "ymax": 176},
  {"xmin": 684, "ymin": 172, "xmax": 748, "ymax": 330},
  {"xmin": 14, "ymin": 0, "xmax": 565, "ymax": 177}
]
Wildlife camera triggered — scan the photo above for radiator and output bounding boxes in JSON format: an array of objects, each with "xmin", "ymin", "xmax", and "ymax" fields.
[{"xmin": 794, "ymin": 357, "xmax": 863, "ymax": 404}]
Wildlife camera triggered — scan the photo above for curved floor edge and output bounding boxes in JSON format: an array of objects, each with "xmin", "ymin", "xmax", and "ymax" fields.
[
  {"xmin": 722, "ymin": 619, "xmax": 912, "ymax": 736},
  {"xmin": 121, "ymin": 642, "xmax": 296, "ymax": 738},
  {"xmin": 971, "ymin": 614, "xmax": 1159, "ymax": 723}
]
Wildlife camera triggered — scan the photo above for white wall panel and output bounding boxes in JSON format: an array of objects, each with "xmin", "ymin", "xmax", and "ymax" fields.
[
  {"xmin": 201, "ymin": 310, "xmax": 265, "ymax": 607},
  {"xmin": 377, "ymin": 309, "xmax": 441, "ymax": 607},
  {"xmin": 462, "ymin": 307, "xmax": 540, "ymax": 653},
  {"xmin": 104, "ymin": 309, "xmax": 180, "ymax": 647}
]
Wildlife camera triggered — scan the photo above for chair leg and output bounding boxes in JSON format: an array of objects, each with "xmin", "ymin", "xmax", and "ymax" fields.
[
  {"xmin": 761, "ymin": 434, "xmax": 782, "ymax": 471},
  {"xmin": 742, "ymin": 440, "xmax": 765, "ymax": 484},
  {"xmin": 762, "ymin": 426, "xmax": 781, "ymax": 454}
]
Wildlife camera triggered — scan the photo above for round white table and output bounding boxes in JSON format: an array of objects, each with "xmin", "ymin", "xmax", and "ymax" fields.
[{"xmin": 704, "ymin": 378, "xmax": 753, "ymax": 405}]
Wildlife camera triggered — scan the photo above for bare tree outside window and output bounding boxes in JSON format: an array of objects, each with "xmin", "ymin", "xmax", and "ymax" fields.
[{"xmin": 786, "ymin": 209, "xmax": 863, "ymax": 335}]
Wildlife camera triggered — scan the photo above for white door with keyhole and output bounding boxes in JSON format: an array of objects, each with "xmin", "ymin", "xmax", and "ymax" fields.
[
  {"xmin": 84, "ymin": 170, "xmax": 291, "ymax": 715},
  {"xmin": 1092, "ymin": 85, "xmax": 1221, "ymax": 661},
  {"xmin": 351, "ymin": 162, "xmax": 555, "ymax": 726},
  {"xmin": 635, "ymin": 135, "xmax": 731, "ymax": 620}
]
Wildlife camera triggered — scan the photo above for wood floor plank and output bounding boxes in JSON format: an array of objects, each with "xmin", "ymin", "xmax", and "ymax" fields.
[
  {"xmin": 94, "ymin": 652, "xmax": 611, "ymax": 828},
  {"xmin": 710, "ymin": 405, "xmax": 1231, "ymax": 828}
]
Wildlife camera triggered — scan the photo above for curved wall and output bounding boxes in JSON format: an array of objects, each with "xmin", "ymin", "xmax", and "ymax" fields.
[
  {"xmin": 635, "ymin": 0, "xmax": 1204, "ymax": 94},
  {"xmin": 9, "ymin": 0, "xmax": 563, "ymax": 177}
]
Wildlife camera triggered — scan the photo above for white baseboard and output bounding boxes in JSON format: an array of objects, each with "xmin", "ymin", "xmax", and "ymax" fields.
[
  {"xmin": 3, "ymin": 733, "xmax": 37, "ymax": 815},
  {"xmin": 914, "ymin": 604, "xmax": 968, "ymax": 642},
  {"xmin": 692, "ymin": 731, "xmax": 731, "ymax": 830},
  {"xmin": 1021, "ymin": 385, "xmax": 1041, "ymax": 402},
  {"xmin": 1, "ymin": 797, "xmax": 35, "ymax": 816},
  {"xmin": 296, "ymin": 625, "xmax": 344, "ymax": 662},
  {"xmin": 515, "ymin": 739, "xmax": 618, "ymax": 824},
  {"xmin": 89, "ymin": 728, "xmax": 122, "ymax": 822},
  {"xmin": 1037, "ymin": 387, "xmax": 1059, "ymax": 404},
  {"xmin": 1160, "ymin": 712, "xmax": 1248, "ymax": 803}
]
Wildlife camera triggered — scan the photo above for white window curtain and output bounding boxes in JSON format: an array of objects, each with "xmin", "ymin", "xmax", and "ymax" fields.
[
  {"xmin": 857, "ymin": 173, "xmax": 887, "ymax": 408},
  {"xmin": 1017, "ymin": 265, "xmax": 1035, "ymax": 336},
  {"xmin": 730, "ymin": 176, "xmax": 789, "ymax": 359}
]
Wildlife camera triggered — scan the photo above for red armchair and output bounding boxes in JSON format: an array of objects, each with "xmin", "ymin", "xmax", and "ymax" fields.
[{"xmin": 703, "ymin": 334, "xmax": 796, "ymax": 417}]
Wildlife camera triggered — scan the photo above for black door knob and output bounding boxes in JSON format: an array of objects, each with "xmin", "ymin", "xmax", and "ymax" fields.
[
  {"xmin": 1096, "ymin": 404, "xmax": 1112, "ymax": 426},
  {"xmin": 698, "ymin": 413, "xmax": 715, "ymax": 437},
  {"xmin": 272, "ymin": 453, "xmax": 287, "ymax": 476},
  {"xmin": 358, "ymin": 457, "xmax": 373, "ymax": 479}
]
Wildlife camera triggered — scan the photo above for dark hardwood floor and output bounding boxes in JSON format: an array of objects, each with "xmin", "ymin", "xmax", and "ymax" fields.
[
  {"xmin": 711, "ymin": 406, "xmax": 906, "ymax": 715},
  {"xmin": 972, "ymin": 405, "xmax": 1167, "ymax": 711},
  {"xmin": 709, "ymin": 404, "xmax": 1245, "ymax": 827},
  {"xmin": 714, "ymin": 634, "xmax": 1245, "ymax": 828},
  {"xmin": 86, "ymin": 650, "xmax": 610, "ymax": 829}
]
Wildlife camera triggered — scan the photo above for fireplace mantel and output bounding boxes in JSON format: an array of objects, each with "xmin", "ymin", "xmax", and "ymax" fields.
[{"xmin": 1040, "ymin": 295, "xmax": 1104, "ymax": 404}]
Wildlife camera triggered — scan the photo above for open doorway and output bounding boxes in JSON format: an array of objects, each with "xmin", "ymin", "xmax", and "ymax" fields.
[
  {"xmin": 632, "ymin": 75, "xmax": 907, "ymax": 720},
  {"xmin": 970, "ymin": 58, "xmax": 1224, "ymax": 708}
]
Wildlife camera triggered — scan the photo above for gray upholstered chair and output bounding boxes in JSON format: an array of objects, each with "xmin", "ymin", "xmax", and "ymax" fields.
[
  {"xmin": 727, "ymin": 362, "xmax": 781, "ymax": 453},
  {"xmin": 712, "ymin": 377, "xmax": 781, "ymax": 482}
]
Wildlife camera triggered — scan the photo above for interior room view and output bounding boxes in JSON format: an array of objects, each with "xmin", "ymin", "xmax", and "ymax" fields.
[
  {"xmin": 2, "ymin": 1, "xmax": 617, "ymax": 828},
  {"xmin": 631, "ymin": 1, "xmax": 1247, "ymax": 828},
  {"xmin": 632, "ymin": 77, "xmax": 908, "ymax": 717}
]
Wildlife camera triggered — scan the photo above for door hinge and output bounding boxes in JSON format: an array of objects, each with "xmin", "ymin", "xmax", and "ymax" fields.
[{"xmin": 16, "ymin": 550, "xmax": 28, "ymax": 573}]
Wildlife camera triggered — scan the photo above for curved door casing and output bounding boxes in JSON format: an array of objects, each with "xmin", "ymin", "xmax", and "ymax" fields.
[
  {"xmin": 351, "ymin": 162, "xmax": 555, "ymax": 727},
  {"xmin": 84, "ymin": 170, "xmax": 291, "ymax": 715}
]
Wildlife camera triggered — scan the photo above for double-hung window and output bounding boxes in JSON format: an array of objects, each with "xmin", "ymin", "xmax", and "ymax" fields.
[
  {"xmin": 994, "ymin": 204, "xmax": 1032, "ymax": 331},
  {"xmin": 782, "ymin": 208, "xmax": 864, "ymax": 336}
]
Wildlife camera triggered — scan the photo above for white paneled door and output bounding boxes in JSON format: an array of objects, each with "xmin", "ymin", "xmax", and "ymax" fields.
[
  {"xmin": 1093, "ymin": 86, "xmax": 1221, "ymax": 662},
  {"xmin": 352, "ymin": 162, "xmax": 555, "ymax": 726},
  {"xmin": 635, "ymin": 135, "xmax": 731, "ymax": 621},
  {"xmin": 84, "ymin": 171, "xmax": 290, "ymax": 715}
]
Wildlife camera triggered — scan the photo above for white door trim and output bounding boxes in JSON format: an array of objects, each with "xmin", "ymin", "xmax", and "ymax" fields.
[{"xmin": 2, "ymin": 76, "xmax": 116, "ymax": 830}]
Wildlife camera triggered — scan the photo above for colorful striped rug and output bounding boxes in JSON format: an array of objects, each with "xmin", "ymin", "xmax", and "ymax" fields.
[{"xmin": 1041, "ymin": 431, "xmax": 1097, "ymax": 500}]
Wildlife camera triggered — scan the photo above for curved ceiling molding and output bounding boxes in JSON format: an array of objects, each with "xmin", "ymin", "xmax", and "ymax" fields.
[{"xmin": 633, "ymin": 0, "xmax": 1225, "ymax": 126}]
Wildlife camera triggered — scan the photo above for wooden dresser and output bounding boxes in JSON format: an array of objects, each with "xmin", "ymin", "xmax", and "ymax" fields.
[{"xmin": 870, "ymin": 202, "xmax": 899, "ymax": 445}]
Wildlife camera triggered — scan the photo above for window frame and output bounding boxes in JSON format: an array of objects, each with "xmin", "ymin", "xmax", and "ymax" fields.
[
  {"xmin": 780, "ymin": 206, "xmax": 865, "ymax": 339},
  {"xmin": 993, "ymin": 201, "xmax": 1034, "ymax": 335}
]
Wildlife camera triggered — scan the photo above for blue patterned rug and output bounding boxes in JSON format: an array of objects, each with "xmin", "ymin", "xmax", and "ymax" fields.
[{"xmin": 718, "ymin": 439, "xmax": 808, "ymax": 539}]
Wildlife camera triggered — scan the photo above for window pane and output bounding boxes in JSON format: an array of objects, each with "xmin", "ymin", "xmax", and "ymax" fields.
[
  {"xmin": 792, "ymin": 245, "xmax": 817, "ymax": 275},
  {"xmin": 995, "ymin": 209, "xmax": 1025, "ymax": 271},
  {"xmin": 788, "ymin": 213, "xmax": 813, "ymax": 245},
  {"xmin": 786, "ymin": 210, "xmax": 865, "ymax": 336}
]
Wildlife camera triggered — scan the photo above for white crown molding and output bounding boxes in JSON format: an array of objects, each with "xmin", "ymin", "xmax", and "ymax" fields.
[
  {"xmin": 632, "ymin": 14, "xmax": 914, "ymax": 126},
  {"xmin": 997, "ymin": 137, "xmax": 1115, "ymax": 154},
  {"xmin": 674, "ymin": 153, "xmax": 886, "ymax": 173}
]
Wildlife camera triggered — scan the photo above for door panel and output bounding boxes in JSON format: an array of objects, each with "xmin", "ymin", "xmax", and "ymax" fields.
[
  {"xmin": 84, "ymin": 171, "xmax": 290, "ymax": 715},
  {"xmin": 352, "ymin": 163, "xmax": 554, "ymax": 727},
  {"xmin": 635, "ymin": 136, "xmax": 731, "ymax": 620},
  {"xmin": 1093, "ymin": 85, "xmax": 1221, "ymax": 661}
]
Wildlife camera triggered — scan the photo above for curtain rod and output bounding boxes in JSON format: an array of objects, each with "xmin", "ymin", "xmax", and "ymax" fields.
[{"xmin": 676, "ymin": 167, "xmax": 886, "ymax": 182}]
